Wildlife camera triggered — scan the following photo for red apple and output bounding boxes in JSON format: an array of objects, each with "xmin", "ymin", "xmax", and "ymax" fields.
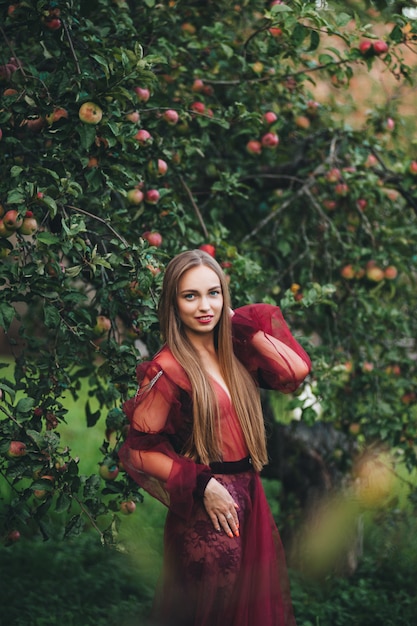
[
  {"xmin": 79, "ymin": 102, "xmax": 103, "ymax": 124},
  {"xmin": 120, "ymin": 500, "xmax": 136, "ymax": 515},
  {"xmin": 365, "ymin": 154, "xmax": 378, "ymax": 168},
  {"xmin": 356, "ymin": 198, "xmax": 367, "ymax": 211},
  {"xmin": 126, "ymin": 189, "xmax": 144, "ymax": 205},
  {"xmin": 190, "ymin": 101, "xmax": 205, "ymax": 114},
  {"xmin": 148, "ymin": 159, "xmax": 168, "ymax": 177},
  {"xmin": 386, "ymin": 117, "xmax": 395, "ymax": 131},
  {"xmin": 46, "ymin": 107, "xmax": 68, "ymax": 125},
  {"xmin": 125, "ymin": 110, "xmax": 140, "ymax": 123},
  {"xmin": 7, "ymin": 441, "xmax": 27, "ymax": 458},
  {"xmin": 409, "ymin": 160, "xmax": 417, "ymax": 175},
  {"xmin": 144, "ymin": 189, "xmax": 160, "ymax": 204},
  {"xmin": 323, "ymin": 199, "xmax": 337, "ymax": 211},
  {"xmin": 373, "ymin": 40, "xmax": 388, "ymax": 55},
  {"xmin": 340, "ymin": 264, "xmax": 355, "ymax": 280},
  {"xmin": 199, "ymin": 243, "xmax": 216, "ymax": 257},
  {"xmin": 335, "ymin": 183, "xmax": 349, "ymax": 196},
  {"xmin": 192, "ymin": 78, "xmax": 205, "ymax": 92},
  {"xmin": 261, "ymin": 132, "xmax": 279, "ymax": 148},
  {"xmin": 44, "ymin": 17, "xmax": 62, "ymax": 30},
  {"xmin": 362, "ymin": 361, "xmax": 374, "ymax": 372},
  {"xmin": 134, "ymin": 129, "xmax": 153, "ymax": 145},
  {"xmin": 25, "ymin": 116, "xmax": 45, "ymax": 133},
  {"xmin": 325, "ymin": 168, "xmax": 341, "ymax": 183},
  {"xmin": 359, "ymin": 40, "xmax": 373, "ymax": 55},
  {"xmin": 246, "ymin": 140, "xmax": 262, "ymax": 155},
  {"xmin": 294, "ymin": 115, "xmax": 310, "ymax": 129},
  {"xmin": 7, "ymin": 529, "xmax": 21, "ymax": 542},
  {"xmin": 269, "ymin": 27, "xmax": 283, "ymax": 37},
  {"xmin": 134, "ymin": 87, "xmax": 150, "ymax": 102},
  {"xmin": 181, "ymin": 22, "xmax": 196, "ymax": 35},
  {"xmin": 3, "ymin": 210, "xmax": 23, "ymax": 231},
  {"xmin": 163, "ymin": 109, "xmax": 179, "ymax": 125},
  {"xmin": 384, "ymin": 265, "xmax": 398, "ymax": 280},
  {"xmin": 263, "ymin": 111, "xmax": 277, "ymax": 124},
  {"xmin": 143, "ymin": 231, "xmax": 162, "ymax": 247}
]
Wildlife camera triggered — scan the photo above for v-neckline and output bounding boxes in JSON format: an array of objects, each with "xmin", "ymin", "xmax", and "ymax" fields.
[{"xmin": 209, "ymin": 375, "xmax": 232, "ymax": 402}]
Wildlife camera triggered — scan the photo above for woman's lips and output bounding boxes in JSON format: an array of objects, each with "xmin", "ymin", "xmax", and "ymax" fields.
[{"xmin": 195, "ymin": 316, "xmax": 213, "ymax": 324}]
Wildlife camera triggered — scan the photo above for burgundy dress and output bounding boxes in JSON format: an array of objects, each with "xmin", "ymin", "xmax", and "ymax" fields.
[{"xmin": 119, "ymin": 304, "xmax": 312, "ymax": 626}]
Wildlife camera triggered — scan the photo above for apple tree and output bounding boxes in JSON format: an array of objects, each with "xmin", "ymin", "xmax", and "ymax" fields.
[{"xmin": 0, "ymin": 0, "xmax": 417, "ymax": 545}]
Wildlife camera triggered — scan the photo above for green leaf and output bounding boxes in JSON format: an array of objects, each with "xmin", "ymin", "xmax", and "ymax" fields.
[
  {"xmin": 44, "ymin": 305, "xmax": 61, "ymax": 328},
  {"xmin": 10, "ymin": 166, "xmax": 24, "ymax": 178},
  {"xmin": 309, "ymin": 30, "xmax": 320, "ymax": 52},
  {"xmin": 292, "ymin": 23, "xmax": 308, "ymax": 46},
  {"xmin": 336, "ymin": 13, "xmax": 353, "ymax": 27},
  {"xmin": 15, "ymin": 397, "xmax": 35, "ymax": 414},
  {"xmin": 86, "ymin": 400, "xmax": 101, "ymax": 427},
  {"xmin": 0, "ymin": 302, "xmax": 16, "ymax": 331},
  {"xmin": 78, "ymin": 124, "xmax": 97, "ymax": 151},
  {"xmin": 6, "ymin": 189, "xmax": 25, "ymax": 205},
  {"xmin": 36, "ymin": 232, "xmax": 60, "ymax": 245}
]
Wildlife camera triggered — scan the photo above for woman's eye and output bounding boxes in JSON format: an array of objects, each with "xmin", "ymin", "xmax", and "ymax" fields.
[
  {"xmin": 210, "ymin": 290, "xmax": 220, "ymax": 296},
  {"xmin": 184, "ymin": 294, "xmax": 195, "ymax": 300}
]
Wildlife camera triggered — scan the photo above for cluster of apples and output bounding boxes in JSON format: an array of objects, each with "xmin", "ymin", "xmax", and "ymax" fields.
[
  {"xmin": 340, "ymin": 260, "xmax": 398, "ymax": 282},
  {"xmin": 0, "ymin": 208, "xmax": 38, "ymax": 238}
]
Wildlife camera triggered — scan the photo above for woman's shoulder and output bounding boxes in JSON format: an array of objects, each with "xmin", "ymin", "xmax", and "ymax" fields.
[{"xmin": 151, "ymin": 345, "xmax": 191, "ymax": 392}]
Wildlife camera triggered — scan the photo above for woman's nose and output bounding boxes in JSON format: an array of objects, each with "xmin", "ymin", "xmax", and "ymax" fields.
[{"xmin": 199, "ymin": 296, "xmax": 210, "ymax": 310}]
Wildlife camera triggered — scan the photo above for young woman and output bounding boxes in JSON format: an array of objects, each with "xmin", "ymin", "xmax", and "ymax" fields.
[{"xmin": 119, "ymin": 249, "xmax": 311, "ymax": 626}]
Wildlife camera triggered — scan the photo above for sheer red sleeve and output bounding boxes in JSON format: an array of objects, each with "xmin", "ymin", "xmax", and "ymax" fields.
[
  {"xmin": 232, "ymin": 303, "xmax": 311, "ymax": 393},
  {"xmin": 118, "ymin": 359, "xmax": 212, "ymax": 520}
]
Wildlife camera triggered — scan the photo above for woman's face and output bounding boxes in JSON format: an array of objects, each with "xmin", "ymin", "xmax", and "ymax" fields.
[{"xmin": 176, "ymin": 264, "xmax": 224, "ymax": 339}]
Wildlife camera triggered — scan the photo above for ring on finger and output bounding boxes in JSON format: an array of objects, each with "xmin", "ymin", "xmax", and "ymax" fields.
[{"xmin": 226, "ymin": 513, "xmax": 233, "ymax": 520}]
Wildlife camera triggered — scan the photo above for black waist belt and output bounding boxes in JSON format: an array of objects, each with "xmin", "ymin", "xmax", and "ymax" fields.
[{"xmin": 209, "ymin": 456, "xmax": 253, "ymax": 474}]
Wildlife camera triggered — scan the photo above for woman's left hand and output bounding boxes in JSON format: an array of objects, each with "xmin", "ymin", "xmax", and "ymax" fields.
[{"xmin": 203, "ymin": 477, "xmax": 240, "ymax": 538}]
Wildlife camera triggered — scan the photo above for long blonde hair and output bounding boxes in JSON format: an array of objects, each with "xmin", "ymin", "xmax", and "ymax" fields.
[{"xmin": 158, "ymin": 249, "xmax": 268, "ymax": 472}]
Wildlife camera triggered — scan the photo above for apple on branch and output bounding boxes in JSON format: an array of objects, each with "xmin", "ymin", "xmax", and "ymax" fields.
[
  {"xmin": 246, "ymin": 140, "xmax": 262, "ymax": 155},
  {"xmin": 144, "ymin": 189, "xmax": 160, "ymax": 204},
  {"xmin": 261, "ymin": 132, "xmax": 279, "ymax": 148},
  {"xmin": 199, "ymin": 243, "xmax": 216, "ymax": 257},
  {"xmin": 134, "ymin": 87, "xmax": 150, "ymax": 102},
  {"xmin": 120, "ymin": 500, "xmax": 136, "ymax": 515},
  {"xmin": 94, "ymin": 315, "xmax": 111, "ymax": 335},
  {"xmin": 143, "ymin": 231, "xmax": 163, "ymax": 247},
  {"xmin": 3, "ymin": 210, "xmax": 23, "ymax": 231},
  {"xmin": 134, "ymin": 129, "xmax": 153, "ymax": 145},
  {"xmin": 99, "ymin": 461, "xmax": 119, "ymax": 481},
  {"xmin": 163, "ymin": 109, "xmax": 179, "ymax": 125},
  {"xmin": 7, "ymin": 441, "xmax": 27, "ymax": 458},
  {"xmin": 126, "ymin": 189, "xmax": 144, "ymax": 205},
  {"xmin": 79, "ymin": 102, "xmax": 103, "ymax": 125}
]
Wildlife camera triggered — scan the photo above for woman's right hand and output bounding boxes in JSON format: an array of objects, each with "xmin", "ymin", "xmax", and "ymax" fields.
[{"xmin": 203, "ymin": 477, "xmax": 240, "ymax": 538}]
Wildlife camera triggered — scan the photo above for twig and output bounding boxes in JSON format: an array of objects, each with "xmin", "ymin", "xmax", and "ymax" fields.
[
  {"xmin": 65, "ymin": 205, "xmax": 129, "ymax": 247},
  {"xmin": 73, "ymin": 494, "xmax": 106, "ymax": 540},
  {"xmin": 62, "ymin": 20, "xmax": 81, "ymax": 76},
  {"xmin": 179, "ymin": 176, "xmax": 209, "ymax": 238}
]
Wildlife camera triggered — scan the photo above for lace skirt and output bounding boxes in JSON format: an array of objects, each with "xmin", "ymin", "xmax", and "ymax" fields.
[{"xmin": 150, "ymin": 469, "xmax": 296, "ymax": 626}]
